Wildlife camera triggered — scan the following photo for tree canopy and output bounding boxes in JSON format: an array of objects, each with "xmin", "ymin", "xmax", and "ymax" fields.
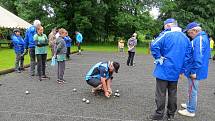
[{"xmin": 0, "ymin": 0, "xmax": 214, "ymax": 42}]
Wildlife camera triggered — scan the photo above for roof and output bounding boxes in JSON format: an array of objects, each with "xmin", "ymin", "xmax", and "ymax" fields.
[{"xmin": 0, "ymin": 6, "xmax": 32, "ymax": 29}]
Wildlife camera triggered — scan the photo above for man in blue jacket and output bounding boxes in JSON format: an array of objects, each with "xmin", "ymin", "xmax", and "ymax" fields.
[
  {"xmin": 178, "ymin": 22, "xmax": 210, "ymax": 117},
  {"xmin": 75, "ymin": 31, "xmax": 83, "ymax": 55},
  {"xmin": 85, "ymin": 61, "xmax": 120, "ymax": 98},
  {"xmin": 149, "ymin": 18, "xmax": 192, "ymax": 121},
  {"xmin": 24, "ymin": 20, "xmax": 41, "ymax": 76},
  {"xmin": 64, "ymin": 31, "xmax": 72, "ymax": 59},
  {"xmin": 11, "ymin": 29, "xmax": 25, "ymax": 73}
]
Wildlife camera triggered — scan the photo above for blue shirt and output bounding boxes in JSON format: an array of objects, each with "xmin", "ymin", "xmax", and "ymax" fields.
[
  {"xmin": 64, "ymin": 36, "xmax": 72, "ymax": 47},
  {"xmin": 85, "ymin": 62, "xmax": 111, "ymax": 81},
  {"xmin": 76, "ymin": 33, "xmax": 83, "ymax": 43}
]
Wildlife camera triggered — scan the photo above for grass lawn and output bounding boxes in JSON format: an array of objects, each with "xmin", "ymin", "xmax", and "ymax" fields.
[{"xmin": 0, "ymin": 45, "xmax": 149, "ymax": 71}]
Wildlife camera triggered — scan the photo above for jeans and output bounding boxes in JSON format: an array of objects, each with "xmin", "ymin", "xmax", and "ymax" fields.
[
  {"xmin": 127, "ymin": 51, "xmax": 135, "ymax": 66},
  {"xmin": 186, "ymin": 78, "xmax": 199, "ymax": 113}
]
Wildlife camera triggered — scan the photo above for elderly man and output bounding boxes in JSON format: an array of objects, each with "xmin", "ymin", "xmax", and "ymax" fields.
[
  {"xmin": 178, "ymin": 22, "xmax": 210, "ymax": 117},
  {"xmin": 24, "ymin": 20, "xmax": 41, "ymax": 76},
  {"xmin": 149, "ymin": 18, "xmax": 192, "ymax": 121}
]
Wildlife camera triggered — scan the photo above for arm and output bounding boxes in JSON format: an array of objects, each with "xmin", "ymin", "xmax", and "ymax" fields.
[
  {"xmin": 181, "ymin": 39, "xmax": 192, "ymax": 74},
  {"xmin": 24, "ymin": 30, "xmax": 29, "ymax": 49},
  {"xmin": 150, "ymin": 33, "xmax": 165, "ymax": 59},
  {"xmin": 191, "ymin": 36, "xmax": 204, "ymax": 76}
]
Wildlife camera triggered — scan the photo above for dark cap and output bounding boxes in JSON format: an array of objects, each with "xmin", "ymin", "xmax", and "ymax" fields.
[
  {"xmin": 183, "ymin": 22, "xmax": 200, "ymax": 32},
  {"xmin": 112, "ymin": 62, "xmax": 120, "ymax": 73},
  {"xmin": 13, "ymin": 28, "xmax": 20, "ymax": 33}
]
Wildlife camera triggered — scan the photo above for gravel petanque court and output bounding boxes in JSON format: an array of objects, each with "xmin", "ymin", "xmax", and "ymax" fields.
[{"xmin": 0, "ymin": 52, "xmax": 215, "ymax": 121}]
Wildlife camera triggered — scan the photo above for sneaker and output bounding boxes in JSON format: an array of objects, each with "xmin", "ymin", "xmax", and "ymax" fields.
[
  {"xmin": 181, "ymin": 103, "xmax": 187, "ymax": 109},
  {"xmin": 42, "ymin": 75, "xmax": 49, "ymax": 79},
  {"xmin": 148, "ymin": 114, "xmax": 163, "ymax": 121},
  {"xmin": 16, "ymin": 70, "xmax": 21, "ymax": 73},
  {"xmin": 165, "ymin": 115, "xmax": 174, "ymax": 121},
  {"xmin": 178, "ymin": 109, "xmax": 195, "ymax": 117},
  {"xmin": 57, "ymin": 79, "xmax": 63, "ymax": 84},
  {"xmin": 39, "ymin": 77, "xmax": 42, "ymax": 81}
]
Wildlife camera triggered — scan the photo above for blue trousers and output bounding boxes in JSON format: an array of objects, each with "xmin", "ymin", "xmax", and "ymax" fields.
[{"xmin": 186, "ymin": 78, "xmax": 199, "ymax": 113}]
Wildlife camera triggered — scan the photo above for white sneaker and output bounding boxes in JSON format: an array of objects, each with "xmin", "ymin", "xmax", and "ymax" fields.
[
  {"xmin": 178, "ymin": 109, "xmax": 195, "ymax": 117},
  {"xmin": 181, "ymin": 103, "xmax": 187, "ymax": 109}
]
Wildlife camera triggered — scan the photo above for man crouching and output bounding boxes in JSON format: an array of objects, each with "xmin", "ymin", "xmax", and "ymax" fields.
[{"xmin": 85, "ymin": 61, "xmax": 120, "ymax": 98}]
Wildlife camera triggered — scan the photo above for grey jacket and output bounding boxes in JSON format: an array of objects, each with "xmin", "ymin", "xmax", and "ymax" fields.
[
  {"xmin": 127, "ymin": 37, "xmax": 137, "ymax": 52},
  {"xmin": 55, "ymin": 36, "xmax": 67, "ymax": 55}
]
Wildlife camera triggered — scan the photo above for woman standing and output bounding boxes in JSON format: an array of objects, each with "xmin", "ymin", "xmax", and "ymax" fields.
[
  {"xmin": 55, "ymin": 28, "xmax": 67, "ymax": 84},
  {"xmin": 34, "ymin": 26, "xmax": 49, "ymax": 81},
  {"xmin": 127, "ymin": 33, "xmax": 137, "ymax": 66}
]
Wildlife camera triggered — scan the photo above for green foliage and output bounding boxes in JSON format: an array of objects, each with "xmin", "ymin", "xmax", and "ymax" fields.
[
  {"xmin": 159, "ymin": 0, "xmax": 215, "ymax": 38},
  {"xmin": 0, "ymin": 0, "xmax": 161, "ymax": 42}
]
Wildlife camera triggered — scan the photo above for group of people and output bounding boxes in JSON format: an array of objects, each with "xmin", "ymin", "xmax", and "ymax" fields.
[
  {"xmin": 149, "ymin": 18, "xmax": 210, "ymax": 121},
  {"xmin": 10, "ymin": 18, "xmax": 212, "ymax": 120},
  {"xmin": 11, "ymin": 20, "xmax": 83, "ymax": 83}
]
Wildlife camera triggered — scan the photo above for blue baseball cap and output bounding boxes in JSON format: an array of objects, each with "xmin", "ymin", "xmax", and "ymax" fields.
[
  {"xmin": 183, "ymin": 22, "xmax": 200, "ymax": 32},
  {"xmin": 164, "ymin": 18, "xmax": 176, "ymax": 25}
]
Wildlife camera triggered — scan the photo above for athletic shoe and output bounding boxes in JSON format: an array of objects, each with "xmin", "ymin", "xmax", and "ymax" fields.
[
  {"xmin": 165, "ymin": 115, "xmax": 174, "ymax": 121},
  {"xmin": 57, "ymin": 79, "xmax": 63, "ymax": 84},
  {"xmin": 178, "ymin": 109, "xmax": 195, "ymax": 117},
  {"xmin": 181, "ymin": 103, "xmax": 187, "ymax": 109},
  {"xmin": 42, "ymin": 75, "xmax": 49, "ymax": 79},
  {"xmin": 148, "ymin": 114, "xmax": 163, "ymax": 121}
]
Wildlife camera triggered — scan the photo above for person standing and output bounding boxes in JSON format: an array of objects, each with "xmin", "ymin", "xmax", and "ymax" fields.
[
  {"xmin": 55, "ymin": 28, "xmax": 67, "ymax": 84},
  {"xmin": 24, "ymin": 20, "xmax": 41, "ymax": 76},
  {"xmin": 178, "ymin": 22, "xmax": 210, "ymax": 117},
  {"xmin": 210, "ymin": 37, "xmax": 214, "ymax": 59},
  {"xmin": 64, "ymin": 31, "xmax": 72, "ymax": 59},
  {"xmin": 34, "ymin": 26, "xmax": 49, "ymax": 81},
  {"xmin": 75, "ymin": 31, "xmax": 83, "ymax": 55},
  {"xmin": 149, "ymin": 18, "xmax": 192, "ymax": 121},
  {"xmin": 127, "ymin": 33, "xmax": 137, "ymax": 66},
  {"xmin": 48, "ymin": 28, "xmax": 56, "ymax": 56},
  {"xmin": 11, "ymin": 29, "xmax": 25, "ymax": 73}
]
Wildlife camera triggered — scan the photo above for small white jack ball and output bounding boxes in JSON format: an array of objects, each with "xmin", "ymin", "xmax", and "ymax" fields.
[
  {"xmin": 25, "ymin": 91, "xmax": 30, "ymax": 94},
  {"xmin": 82, "ymin": 98, "xmax": 86, "ymax": 102},
  {"xmin": 86, "ymin": 100, "xmax": 90, "ymax": 104},
  {"xmin": 73, "ymin": 88, "xmax": 77, "ymax": 92}
]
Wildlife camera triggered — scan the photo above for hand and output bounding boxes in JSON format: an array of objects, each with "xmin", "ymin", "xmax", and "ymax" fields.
[
  {"xmin": 107, "ymin": 89, "xmax": 112, "ymax": 95},
  {"xmin": 24, "ymin": 49, "xmax": 28, "ymax": 55},
  {"xmin": 104, "ymin": 91, "xmax": 110, "ymax": 98},
  {"xmin": 179, "ymin": 74, "xmax": 183, "ymax": 81},
  {"xmin": 154, "ymin": 56, "xmax": 166, "ymax": 65},
  {"xmin": 190, "ymin": 74, "xmax": 196, "ymax": 80}
]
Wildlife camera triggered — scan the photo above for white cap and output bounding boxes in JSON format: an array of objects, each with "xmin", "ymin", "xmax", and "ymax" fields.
[
  {"xmin": 33, "ymin": 20, "xmax": 41, "ymax": 27},
  {"xmin": 132, "ymin": 33, "xmax": 137, "ymax": 37}
]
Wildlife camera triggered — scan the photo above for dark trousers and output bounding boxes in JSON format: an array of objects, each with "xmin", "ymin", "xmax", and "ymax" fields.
[
  {"xmin": 57, "ymin": 61, "xmax": 65, "ymax": 80},
  {"xmin": 77, "ymin": 43, "xmax": 81, "ymax": 50},
  {"xmin": 36, "ymin": 54, "xmax": 47, "ymax": 77},
  {"xmin": 127, "ymin": 51, "xmax": 135, "ymax": 66},
  {"xmin": 29, "ymin": 48, "xmax": 36, "ymax": 75},
  {"xmin": 15, "ymin": 53, "xmax": 24, "ymax": 71},
  {"xmin": 66, "ymin": 47, "xmax": 70, "ymax": 59},
  {"xmin": 154, "ymin": 78, "xmax": 177, "ymax": 118}
]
